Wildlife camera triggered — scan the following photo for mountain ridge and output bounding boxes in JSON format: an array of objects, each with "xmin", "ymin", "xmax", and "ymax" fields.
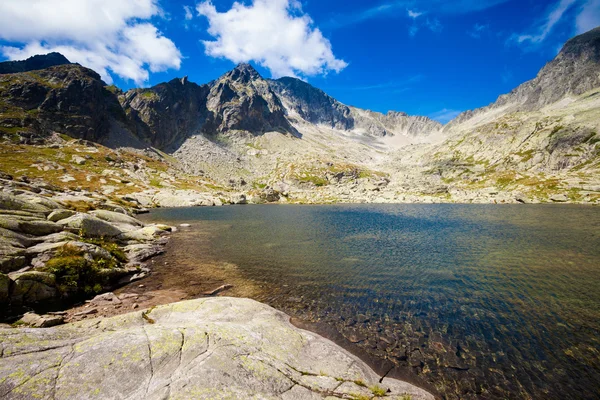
[{"xmin": 0, "ymin": 26, "xmax": 599, "ymax": 205}]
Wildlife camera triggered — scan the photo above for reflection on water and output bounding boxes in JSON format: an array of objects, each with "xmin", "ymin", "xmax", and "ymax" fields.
[{"xmin": 145, "ymin": 204, "xmax": 600, "ymax": 399}]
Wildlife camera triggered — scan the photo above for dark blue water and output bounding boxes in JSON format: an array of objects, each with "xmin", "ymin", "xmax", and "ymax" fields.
[{"xmin": 145, "ymin": 204, "xmax": 600, "ymax": 399}]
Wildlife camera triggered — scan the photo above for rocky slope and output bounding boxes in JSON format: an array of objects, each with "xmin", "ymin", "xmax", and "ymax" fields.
[
  {"xmin": 0, "ymin": 297, "xmax": 434, "ymax": 400},
  {"xmin": 0, "ymin": 63, "xmax": 124, "ymax": 142},
  {"xmin": 447, "ymin": 26, "xmax": 600, "ymax": 129}
]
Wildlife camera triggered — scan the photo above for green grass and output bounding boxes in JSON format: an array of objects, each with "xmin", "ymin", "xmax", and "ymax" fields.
[
  {"xmin": 42, "ymin": 244, "xmax": 117, "ymax": 295},
  {"xmin": 370, "ymin": 385, "xmax": 387, "ymax": 396}
]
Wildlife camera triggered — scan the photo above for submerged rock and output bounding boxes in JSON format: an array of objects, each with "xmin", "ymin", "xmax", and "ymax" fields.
[{"xmin": 0, "ymin": 297, "xmax": 433, "ymax": 399}]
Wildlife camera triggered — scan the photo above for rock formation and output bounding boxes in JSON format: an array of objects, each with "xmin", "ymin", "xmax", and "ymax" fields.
[{"xmin": 0, "ymin": 297, "xmax": 434, "ymax": 400}]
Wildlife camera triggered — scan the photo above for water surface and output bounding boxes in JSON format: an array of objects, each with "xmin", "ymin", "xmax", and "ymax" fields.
[{"xmin": 144, "ymin": 204, "xmax": 600, "ymax": 399}]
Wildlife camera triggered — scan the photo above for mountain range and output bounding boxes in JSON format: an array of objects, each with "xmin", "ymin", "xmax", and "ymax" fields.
[{"xmin": 0, "ymin": 27, "xmax": 599, "ymax": 206}]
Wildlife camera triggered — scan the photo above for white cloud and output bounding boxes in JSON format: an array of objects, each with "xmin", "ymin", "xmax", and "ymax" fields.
[
  {"xmin": 576, "ymin": 0, "xmax": 600, "ymax": 34},
  {"xmin": 429, "ymin": 108, "xmax": 461, "ymax": 124},
  {"xmin": 407, "ymin": 10, "xmax": 423, "ymax": 19},
  {"xmin": 184, "ymin": 5, "xmax": 194, "ymax": 21},
  {"xmin": 515, "ymin": 0, "xmax": 577, "ymax": 44},
  {"xmin": 409, "ymin": 25, "xmax": 419, "ymax": 37},
  {"xmin": 196, "ymin": 0, "xmax": 347, "ymax": 78},
  {"xmin": 0, "ymin": 0, "xmax": 182, "ymax": 84}
]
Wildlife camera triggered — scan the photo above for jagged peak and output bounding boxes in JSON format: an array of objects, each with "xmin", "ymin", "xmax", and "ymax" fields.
[{"xmin": 224, "ymin": 62, "xmax": 262, "ymax": 83}]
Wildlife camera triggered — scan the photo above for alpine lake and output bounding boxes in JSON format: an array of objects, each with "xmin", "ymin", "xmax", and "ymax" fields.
[{"xmin": 141, "ymin": 204, "xmax": 600, "ymax": 399}]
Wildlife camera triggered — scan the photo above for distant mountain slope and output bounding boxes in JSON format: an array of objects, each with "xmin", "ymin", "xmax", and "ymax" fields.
[
  {"xmin": 447, "ymin": 26, "xmax": 600, "ymax": 130},
  {"xmin": 269, "ymin": 76, "xmax": 442, "ymax": 138}
]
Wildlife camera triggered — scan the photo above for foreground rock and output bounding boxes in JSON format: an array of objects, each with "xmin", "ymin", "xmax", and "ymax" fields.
[
  {"xmin": 0, "ymin": 191, "xmax": 171, "ymax": 311},
  {"xmin": 0, "ymin": 297, "xmax": 432, "ymax": 400}
]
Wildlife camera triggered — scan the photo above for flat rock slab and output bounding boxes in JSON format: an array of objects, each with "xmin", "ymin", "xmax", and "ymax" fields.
[{"xmin": 0, "ymin": 297, "xmax": 433, "ymax": 400}]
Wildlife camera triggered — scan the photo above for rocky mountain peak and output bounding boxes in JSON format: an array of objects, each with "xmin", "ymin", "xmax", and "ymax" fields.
[
  {"xmin": 559, "ymin": 26, "xmax": 600, "ymax": 61},
  {"xmin": 0, "ymin": 52, "xmax": 71, "ymax": 74},
  {"xmin": 225, "ymin": 62, "xmax": 262, "ymax": 83}
]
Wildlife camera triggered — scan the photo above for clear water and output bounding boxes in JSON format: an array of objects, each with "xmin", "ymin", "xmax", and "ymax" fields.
[{"xmin": 145, "ymin": 204, "xmax": 600, "ymax": 399}]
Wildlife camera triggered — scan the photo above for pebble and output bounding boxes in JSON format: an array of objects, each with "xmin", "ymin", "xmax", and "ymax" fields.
[
  {"xmin": 132, "ymin": 303, "xmax": 139, "ymax": 309},
  {"xmin": 180, "ymin": 223, "xmax": 191, "ymax": 227}
]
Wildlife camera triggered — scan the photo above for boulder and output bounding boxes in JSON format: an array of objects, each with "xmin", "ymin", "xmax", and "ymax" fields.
[
  {"xmin": 19, "ymin": 312, "xmax": 64, "ymax": 328},
  {"xmin": 10, "ymin": 271, "xmax": 57, "ymax": 304},
  {"xmin": 47, "ymin": 209, "xmax": 77, "ymax": 222},
  {"xmin": 0, "ymin": 192, "xmax": 50, "ymax": 214},
  {"xmin": 57, "ymin": 214, "xmax": 123, "ymax": 238},
  {"xmin": 89, "ymin": 210, "xmax": 143, "ymax": 227},
  {"xmin": 0, "ymin": 227, "xmax": 37, "ymax": 247},
  {"xmin": 37, "ymin": 231, "xmax": 79, "ymax": 244},
  {"xmin": 0, "ymin": 216, "xmax": 62, "ymax": 236},
  {"xmin": 0, "ymin": 298, "xmax": 433, "ymax": 400},
  {"xmin": 15, "ymin": 192, "xmax": 63, "ymax": 211},
  {"xmin": 89, "ymin": 292, "xmax": 122, "ymax": 306},
  {"xmin": 550, "ymin": 194, "xmax": 569, "ymax": 202},
  {"xmin": 124, "ymin": 243, "xmax": 165, "ymax": 263},
  {"xmin": 231, "ymin": 193, "xmax": 248, "ymax": 205},
  {"xmin": 71, "ymin": 155, "xmax": 86, "ymax": 165}
]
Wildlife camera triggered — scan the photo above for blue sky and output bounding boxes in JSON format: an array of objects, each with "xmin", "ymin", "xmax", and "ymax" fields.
[{"xmin": 0, "ymin": 0, "xmax": 599, "ymax": 123}]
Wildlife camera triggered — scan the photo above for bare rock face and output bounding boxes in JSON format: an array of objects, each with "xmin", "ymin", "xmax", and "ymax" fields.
[
  {"xmin": 269, "ymin": 76, "xmax": 442, "ymax": 138},
  {"xmin": 0, "ymin": 297, "xmax": 434, "ymax": 400},
  {"xmin": 0, "ymin": 56, "xmax": 125, "ymax": 142},
  {"xmin": 203, "ymin": 63, "xmax": 298, "ymax": 136},
  {"xmin": 269, "ymin": 76, "xmax": 355, "ymax": 130},
  {"xmin": 120, "ymin": 77, "xmax": 211, "ymax": 149}
]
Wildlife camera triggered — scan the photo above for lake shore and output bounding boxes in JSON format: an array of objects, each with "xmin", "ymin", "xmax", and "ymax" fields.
[{"xmin": 0, "ymin": 198, "xmax": 437, "ymax": 399}]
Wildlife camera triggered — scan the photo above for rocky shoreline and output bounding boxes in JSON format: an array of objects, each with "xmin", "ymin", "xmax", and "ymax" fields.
[
  {"xmin": 0, "ymin": 184, "xmax": 436, "ymax": 399},
  {"xmin": 0, "ymin": 183, "xmax": 173, "ymax": 323},
  {"xmin": 0, "ymin": 297, "xmax": 434, "ymax": 399}
]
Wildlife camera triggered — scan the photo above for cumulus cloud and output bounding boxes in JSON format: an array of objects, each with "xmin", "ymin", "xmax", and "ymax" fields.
[
  {"xmin": 196, "ymin": 0, "xmax": 347, "ymax": 78},
  {"xmin": 0, "ymin": 0, "xmax": 182, "ymax": 84}
]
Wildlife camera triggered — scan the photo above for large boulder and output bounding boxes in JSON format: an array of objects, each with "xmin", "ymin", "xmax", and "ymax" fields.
[
  {"xmin": 0, "ymin": 192, "xmax": 50, "ymax": 214},
  {"xmin": 0, "ymin": 297, "xmax": 433, "ymax": 400},
  {"xmin": 19, "ymin": 312, "xmax": 64, "ymax": 328},
  {"xmin": 89, "ymin": 210, "xmax": 141, "ymax": 226},
  {"xmin": 47, "ymin": 209, "xmax": 77, "ymax": 222},
  {"xmin": 57, "ymin": 214, "xmax": 123, "ymax": 238},
  {"xmin": 0, "ymin": 216, "xmax": 62, "ymax": 236},
  {"xmin": 9, "ymin": 271, "xmax": 57, "ymax": 304}
]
